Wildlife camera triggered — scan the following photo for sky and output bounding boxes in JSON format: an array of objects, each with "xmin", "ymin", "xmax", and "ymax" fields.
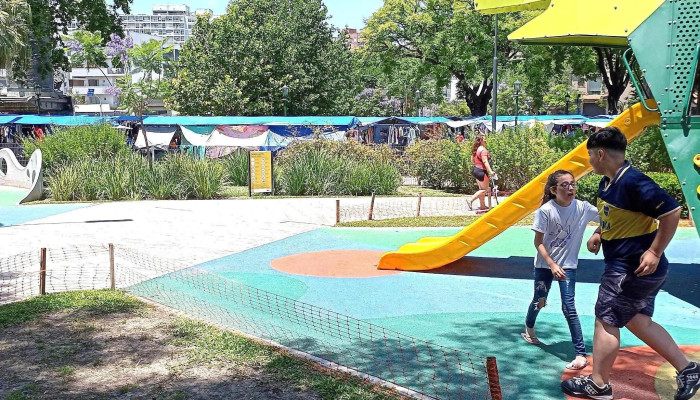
[{"xmin": 129, "ymin": 0, "xmax": 384, "ymax": 29}]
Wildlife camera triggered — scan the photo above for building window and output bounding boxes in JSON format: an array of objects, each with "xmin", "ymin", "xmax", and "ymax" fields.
[
  {"xmin": 587, "ymin": 79, "xmax": 603, "ymax": 95},
  {"xmin": 88, "ymin": 79, "xmax": 99, "ymax": 86}
]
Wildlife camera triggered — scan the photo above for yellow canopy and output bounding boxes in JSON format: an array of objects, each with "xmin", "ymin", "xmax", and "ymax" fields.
[
  {"xmin": 475, "ymin": 0, "xmax": 550, "ymax": 15},
  {"xmin": 477, "ymin": 0, "xmax": 665, "ymax": 47}
]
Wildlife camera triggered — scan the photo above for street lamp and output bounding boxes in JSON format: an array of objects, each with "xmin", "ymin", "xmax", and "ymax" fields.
[
  {"xmin": 282, "ymin": 85, "xmax": 289, "ymax": 117},
  {"xmin": 565, "ymin": 92, "xmax": 571, "ymax": 115},
  {"xmin": 414, "ymin": 89, "xmax": 420, "ymax": 117},
  {"xmin": 514, "ymin": 80, "xmax": 521, "ymax": 130},
  {"xmin": 34, "ymin": 84, "xmax": 41, "ymax": 114}
]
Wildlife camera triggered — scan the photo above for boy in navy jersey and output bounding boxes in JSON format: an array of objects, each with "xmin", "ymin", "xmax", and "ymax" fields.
[{"xmin": 561, "ymin": 127, "xmax": 699, "ymax": 400}]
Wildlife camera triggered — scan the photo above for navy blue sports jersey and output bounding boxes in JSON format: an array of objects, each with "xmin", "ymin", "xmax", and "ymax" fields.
[{"xmin": 597, "ymin": 161, "xmax": 680, "ymax": 262}]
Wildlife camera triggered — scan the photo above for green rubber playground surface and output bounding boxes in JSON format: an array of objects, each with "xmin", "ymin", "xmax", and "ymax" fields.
[{"xmin": 139, "ymin": 226, "xmax": 700, "ymax": 399}]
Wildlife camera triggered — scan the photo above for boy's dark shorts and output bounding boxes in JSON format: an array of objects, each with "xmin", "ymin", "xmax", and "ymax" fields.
[{"xmin": 595, "ymin": 257, "xmax": 668, "ymax": 328}]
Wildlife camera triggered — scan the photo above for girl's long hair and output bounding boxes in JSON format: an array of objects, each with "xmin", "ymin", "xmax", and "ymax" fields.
[
  {"xmin": 542, "ymin": 170, "xmax": 575, "ymax": 205},
  {"xmin": 471, "ymin": 135, "xmax": 485, "ymax": 157}
]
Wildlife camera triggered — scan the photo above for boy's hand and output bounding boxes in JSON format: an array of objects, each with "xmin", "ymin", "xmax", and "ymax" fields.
[
  {"xmin": 587, "ymin": 232, "xmax": 601, "ymax": 254},
  {"xmin": 550, "ymin": 264, "xmax": 566, "ymax": 280},
  {"xmin": 636, "ymin": 250, "xmax": 661, "ymax": 276}
]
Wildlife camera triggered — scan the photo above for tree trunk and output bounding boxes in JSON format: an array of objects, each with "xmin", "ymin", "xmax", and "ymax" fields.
[
  {"xmin": 458, "ymin": 78, "xmax": 492, "ymax": 117},
  {"xmin": 594, "ymin": 47, "xmax": 631, "ymax": 114}
]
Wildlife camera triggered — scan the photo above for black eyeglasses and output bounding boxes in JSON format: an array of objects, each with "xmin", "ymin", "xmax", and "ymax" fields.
[{"xmin": 558, "ymin": 182, "xmax": 576, "ymax": 189}]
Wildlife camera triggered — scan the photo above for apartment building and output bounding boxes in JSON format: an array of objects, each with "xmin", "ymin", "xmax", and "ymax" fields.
[{"xmin": 120, "ymin": 5, "xmax": 214, "ymax": 46}]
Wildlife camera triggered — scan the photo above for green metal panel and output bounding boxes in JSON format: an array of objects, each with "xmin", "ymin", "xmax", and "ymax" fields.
[{"xmin": 630, "ymin": 0, "xmax": 700, "ymax": 231}]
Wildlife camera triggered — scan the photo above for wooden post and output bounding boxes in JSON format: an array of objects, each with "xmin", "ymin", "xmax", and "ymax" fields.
[
  {"xmin": 486, "ymin": 356, "xmax": 503, "ymax": 400},
  {"xmin": 109, "ymin": 243, "xmax": 115, "ymax": 290},
  {"xmin": 335, "ymin": 200, "xmax": 340, "ymax": 225},
  {"xmin": 39, "ymin": 248, "xmax": 46, "ymax": 296},
  {"xmin": 368, "ymin": 193, "xmax": 376, "ymax": 221},
  {"xmin": 417, "ymin": 192, "xmax": 422, "ymax": 217}
]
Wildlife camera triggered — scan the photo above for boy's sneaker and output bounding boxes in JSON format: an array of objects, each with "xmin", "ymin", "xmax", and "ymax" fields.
[
  {"xmin": 676, "ymin": 362, "xmax": 700, "ymax": 400},
  {"xmin": 561, "ymin": 375, "xmax": 613, "ymax": 400}
]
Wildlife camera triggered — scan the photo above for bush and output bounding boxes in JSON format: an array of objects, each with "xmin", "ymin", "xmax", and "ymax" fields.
[
  {"xmin": 404, "ymin": 140, "xmax": 474, "ymax": 191},
  {"xmin": 487, "ymin": 125, "xmax": 563, "ymax": 191},
  {"xmin": 221, "ymin": 149, "xmax": 250, "ymax": 186},
  {"xmin": 576, "ymin": 172, "xmax": 688, "ymax": 218},
  {"xmin": 182, "ymin": 158, "xmax": 226, "ymax": 199},
  {"xmin": 23, "ymin": 124, "xmax": 130, "ymax": 175},
  {"xmin": 48, "ymin": 153, "xmax": 226, "ymax": 201},
  {"xmin": 275, "ymin": 140, "xmax": 401, "ymax": 196},
  {"xmin": 627, "ymin": 126, "xmax": 673, "ymax": 173}
]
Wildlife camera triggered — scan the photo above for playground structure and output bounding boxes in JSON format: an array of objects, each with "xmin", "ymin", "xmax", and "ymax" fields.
[
  {"xmin": 379, "ymin": 0, "xmax": 700, "ymax": 271},
  {"xmin": 0, "ymin": 148, "xmax": 43, "ymax": 204}
]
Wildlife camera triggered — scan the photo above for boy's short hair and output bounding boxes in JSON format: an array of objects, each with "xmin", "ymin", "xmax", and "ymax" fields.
[{"xmin": 586, "ymin": 126, "xmax": 627, "ymax": 152}]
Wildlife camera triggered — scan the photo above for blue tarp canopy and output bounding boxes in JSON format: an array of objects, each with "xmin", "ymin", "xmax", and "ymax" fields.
[
  {"xmin": 358, "ymin": 116, "xmax": 451, "ymax": 126},
  {"xmin": 142, "ymin": 115, "xmax": 359, "ymax": 128},
  {"xmin": 13, "ymin": 115, "xmax": 112, "ymax": 126},
  {"xmin": 0, "ymin": 115, "xmax": 21, "ymax": 124},
  {"xmin": 115, "ymin": 115, "xmax": 150, "ymax": 122}
]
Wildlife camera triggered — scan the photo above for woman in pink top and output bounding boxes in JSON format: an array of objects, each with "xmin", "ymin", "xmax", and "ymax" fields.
[{"xmin": 467, "ymin": 134, "xmax": 496, "ymax": 211}]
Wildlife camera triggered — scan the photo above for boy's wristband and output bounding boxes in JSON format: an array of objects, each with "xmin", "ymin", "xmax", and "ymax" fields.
[{"xmin": 647, "ymin": 249, "xmax": 661, "ymax": 258}]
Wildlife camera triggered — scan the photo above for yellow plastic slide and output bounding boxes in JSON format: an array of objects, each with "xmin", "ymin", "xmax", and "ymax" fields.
[{"xmin": 378, "ymin": 102, "xmax": 661, "ymax": 271}]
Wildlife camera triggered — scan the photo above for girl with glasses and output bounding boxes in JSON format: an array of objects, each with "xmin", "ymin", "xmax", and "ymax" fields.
[{"xmin": 521, "ymin": 170, "xmax": 601, "ymax": 370}]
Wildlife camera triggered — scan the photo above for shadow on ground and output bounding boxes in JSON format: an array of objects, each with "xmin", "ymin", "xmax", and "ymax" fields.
[{"xmin": 428, "ymin": 256, "xmax": 700, "ymax": 309}]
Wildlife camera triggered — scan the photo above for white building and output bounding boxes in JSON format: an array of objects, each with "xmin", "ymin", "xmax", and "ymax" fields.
[
  {"xmin": 66, "ymin": 32, "xmax": 175, "ymax": 115},
  {"xmin": 120, "ymin": 5, "xmax": 215, "ymax": 46}
]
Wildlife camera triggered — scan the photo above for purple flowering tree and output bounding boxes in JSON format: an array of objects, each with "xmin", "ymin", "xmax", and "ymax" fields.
[{"xmin": 352, "ymin": 88, "xmax": 402, "ymax": 117}]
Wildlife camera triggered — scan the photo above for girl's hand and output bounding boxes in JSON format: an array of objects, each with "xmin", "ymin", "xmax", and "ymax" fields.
[
  {"xmin": 587, "ymin": 232, "xmax": 601, "ymax": 254},
  {"xmin": 550, "ymin": 264, "xmax": 566, "ymax": 280}
]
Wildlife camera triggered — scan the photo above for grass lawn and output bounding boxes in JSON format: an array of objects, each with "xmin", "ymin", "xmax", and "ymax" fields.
[
  {"xmin": 337, "ymin": 213, "xmax": 536, "ymax": 228},
  {"xmin": 0, "ymin": 290, "xmax": 402, "ymax": 400}
]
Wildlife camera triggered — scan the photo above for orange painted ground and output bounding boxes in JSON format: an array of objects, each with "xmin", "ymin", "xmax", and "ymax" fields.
[
  {"xmin": 562, "ymin": 345, "xmax": 700, "ymax": 400},
  {"xmin": 270, "ymin": 250, "xmax": 403, "ymax": 278}
]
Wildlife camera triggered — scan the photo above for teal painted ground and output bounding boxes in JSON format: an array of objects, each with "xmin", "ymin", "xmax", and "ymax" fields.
[
  {"xmin": 0, "ymin": 187, "xmax": 92, "ymax": 227},
  {"xmin": 150, "ymin": 226, "xmax": 700, "ymax": 399}
]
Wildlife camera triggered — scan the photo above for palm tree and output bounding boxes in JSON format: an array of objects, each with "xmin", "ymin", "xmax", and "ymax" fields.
[{"xmin": 0, "ymin": 0, "xmax": 31, "ymax": 76}]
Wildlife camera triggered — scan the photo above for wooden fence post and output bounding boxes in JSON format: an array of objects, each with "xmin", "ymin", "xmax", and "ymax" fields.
[
  {"xmin": 368, "ymin": 193, "xmax": 376, "ymax": 221},
  {"xmin": 109, "ymin": 243, "xmax": 115, "ymax": 290},
  {"xmin": 335, "ymin": 200, "xmax": 340, "ymax": 225},
  {"xmin": 39, "ymin": 248, "xmax": 46, "ymax": 296},
  {"xmin": 417, "ymin": 192, "xmax": 422, "ymax": 217},
  {"xmin": 486, "ymin": 356, "xmax": 503, "ymax": 400}
]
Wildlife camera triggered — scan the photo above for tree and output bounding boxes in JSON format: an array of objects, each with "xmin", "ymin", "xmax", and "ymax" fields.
[
  {"xmin": 362, "ymin": 1, "xmax": 600, "ymax": 117},
  {"xmin": 362, "ymin": 0, "xmax": 526, "ymax": 116},
  {"xmin": 116, "ymin": 39, "xmax": 173, "ymax": 167},
  {"xmin": 352, "ymin": 88, "xmax": 402, "ymax": 116},
  {"xmin": 594, "ymin": 47, "xmax": 631, "ymax": 114},
  {"xmin": 13, "ymin": 0, "xmax": 131, "ymax": 81},
  {"xmin": 171, "ymin": 0, "xmax": 356, "ymax": 116},
  {"xmin": 0, "ymin": 0, "xmax": 30, "ymax": 76}
]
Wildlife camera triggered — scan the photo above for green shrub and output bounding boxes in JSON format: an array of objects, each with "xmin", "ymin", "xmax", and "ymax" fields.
[
  {"xmin": 546, "ymin": 129, "xmax": 587, "ymax": 153},
  {"xmin": 486, "ymin": 125, "xmax": 563, "ymax": 192},
  {"xmin": 275, "ymin": 140, "xmax": 401, "ymax": 196},
  {"xmin": 404, "ymin": 140, "xmax": 473, "ymax": 191},
  {"xmin": 576, "ymin": 172, "xmax": 688, "ymax": 218},
  {"xmin": 627, "ymin": 126, "xmax": 673, "ymax": 173},
  {"xmin": 221, "ymin": 149, "xmax": 250, "ymax": 186},
  {"xmin": 182, "ymin": 158, "xmax": 226, "ymax": 199},
  {"xmin": 46, "ymin": 162, "xmax": 82, "ymax": 201},
  {"xmin": 23, "ymin": 124, "xmax": 130, "ymax": 175}
]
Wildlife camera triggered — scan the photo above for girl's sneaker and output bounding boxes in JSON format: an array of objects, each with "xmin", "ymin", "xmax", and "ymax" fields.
[
  {"xmin": 675, "ymin": 361, "xmax": 700, "ymax": 400},
  {"xmin": 561, "ymin": 375, "xmax": 613, "ymax": 400}
]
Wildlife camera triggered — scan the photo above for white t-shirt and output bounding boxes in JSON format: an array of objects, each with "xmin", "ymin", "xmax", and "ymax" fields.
[{"xmin": 532, "ymin": 199, "xmax": 600, "ymax": 269}]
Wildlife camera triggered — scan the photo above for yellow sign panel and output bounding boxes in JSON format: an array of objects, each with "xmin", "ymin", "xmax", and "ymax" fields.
[{"xmin": 250, "ymin": 151, "xmax": 273, "ymax": 193}]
